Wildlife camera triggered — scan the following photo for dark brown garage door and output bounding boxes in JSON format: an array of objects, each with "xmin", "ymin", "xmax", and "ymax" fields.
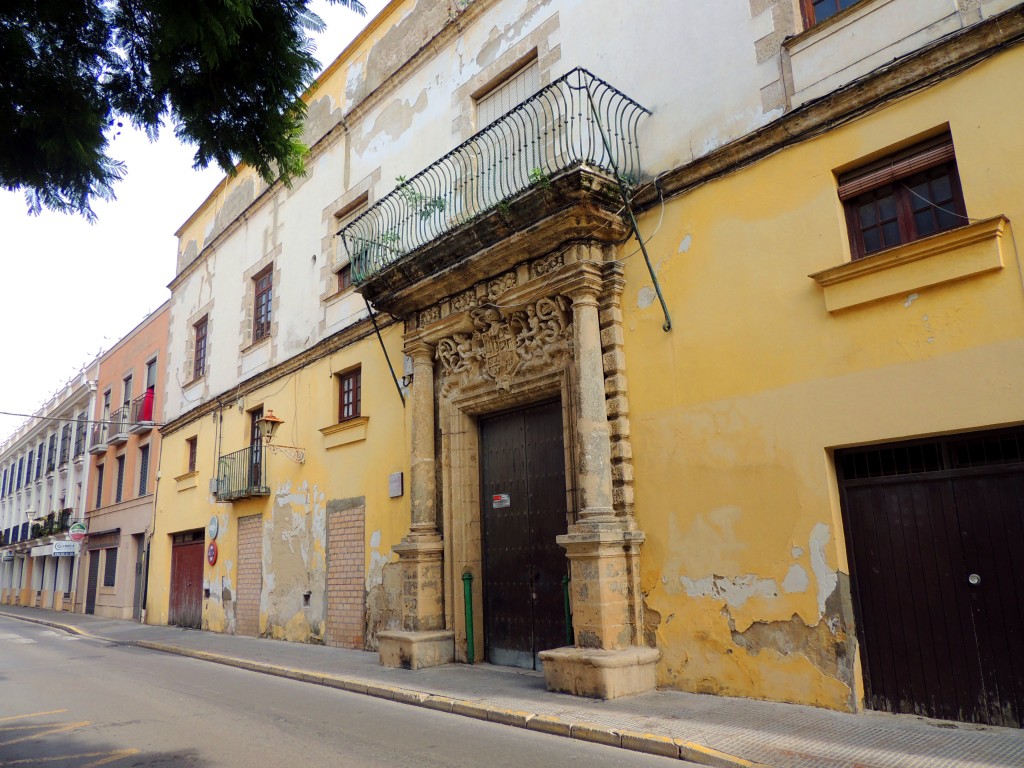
[
  {"xmin": 480, "ymin": 400, "xmax": 569, "ymax": 670},
  {"xmin": 837, "ymin": 427, "xmax": 1024, "ymax": 727},
  {"xmin": 169, "ymin": 531, "xmax": 205, "ymax": 629}
]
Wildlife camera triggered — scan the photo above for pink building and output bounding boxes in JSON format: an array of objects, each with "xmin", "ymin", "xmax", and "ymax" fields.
[{"xmin": 80, "ymin": 303, "xmax": 169, "ymax": 619}]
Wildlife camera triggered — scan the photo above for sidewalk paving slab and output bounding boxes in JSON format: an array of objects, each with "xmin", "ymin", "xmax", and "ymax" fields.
[{"xmin": 2, "ymin": 606, "xmax": 1022, "ymax": 768}]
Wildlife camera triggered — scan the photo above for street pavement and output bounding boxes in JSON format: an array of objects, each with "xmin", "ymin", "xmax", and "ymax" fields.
[
  {"xmin": 0, "ymin": 615, "xmax": 689, "ymax": 768},
  {"xmin": 1, "ymin": 606, "xmax": 1023, "ymax": 768}
]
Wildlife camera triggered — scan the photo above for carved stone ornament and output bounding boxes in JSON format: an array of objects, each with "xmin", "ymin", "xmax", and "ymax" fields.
[{"xmin": 437, "ymin": 296, "xmax": 573, "ymax": 394}]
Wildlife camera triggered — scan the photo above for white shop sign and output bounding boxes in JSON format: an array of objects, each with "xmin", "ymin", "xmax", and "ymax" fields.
[{"xmin": 53, "ymin": 541, "xmax": 80, "ymax": 557}]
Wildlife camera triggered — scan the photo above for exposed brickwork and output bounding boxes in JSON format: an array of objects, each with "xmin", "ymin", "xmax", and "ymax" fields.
[
  {"xmin": 236, "ymin": 514, "xmax": 263, "ymax": 637},
  {"xmin": 326, "ymin": 504, "xmax": 365, "ymax": 649}
]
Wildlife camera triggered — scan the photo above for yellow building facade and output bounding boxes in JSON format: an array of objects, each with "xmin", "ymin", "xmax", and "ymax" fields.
[{"xmin": 148, "ymin": 0, "xmax": 1024, "ymax": 729}]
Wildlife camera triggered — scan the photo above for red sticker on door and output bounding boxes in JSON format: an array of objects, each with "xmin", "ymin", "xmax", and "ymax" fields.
[{"xmin": 492, "ymin": 494, "xmax": 510, "ymax": 508}]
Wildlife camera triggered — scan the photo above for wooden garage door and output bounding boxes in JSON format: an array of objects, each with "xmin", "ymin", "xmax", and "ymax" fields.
[{"xmin": 837, "ymin": 427, "xmax": 1024, "ymax": 727}]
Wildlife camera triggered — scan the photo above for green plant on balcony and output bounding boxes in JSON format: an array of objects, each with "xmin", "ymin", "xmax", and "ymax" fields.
[
  {"xmin": 395, "ymin": 175, "xmax": 446, "ymax": 220},
  {"xmin": 528, "ymin": 167, "xmax": 552, "ymax": 190}
]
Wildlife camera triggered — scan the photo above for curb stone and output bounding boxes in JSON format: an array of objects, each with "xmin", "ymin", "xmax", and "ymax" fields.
[{"xmin": 0, "ymin": 610, "xmax": 767, "ymax": 767}]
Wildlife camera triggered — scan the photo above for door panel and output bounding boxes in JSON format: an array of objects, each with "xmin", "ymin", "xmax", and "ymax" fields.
[
  {"xmin": 480, "ymin": 400, "xmax": 568, "ymax": 669},
  {"xmin": 839, "ymin": 428, "xmax": 1024, "ymax": 727},
  {"xmin": 169, "ymin": 541, "xmax": 203, "ymax": 628},
  {"xmin": 236, "ymin": 514, "xmax": 263, "ymax": 637},
  {"xmin": 85, "ymin": 552, "xmax": 100, "ymax": 615}
]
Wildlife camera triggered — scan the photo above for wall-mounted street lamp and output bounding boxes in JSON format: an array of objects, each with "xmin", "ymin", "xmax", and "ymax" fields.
[{"xmin": 256, "ymin": 410, "xmax": 305, "ymax": 464}]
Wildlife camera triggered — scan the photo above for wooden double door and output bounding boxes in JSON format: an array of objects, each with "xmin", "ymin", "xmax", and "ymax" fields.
[
  {"xmin": 838, "ymin": 427, "xmax": 1024, "ymax": 727},
  {"xmin": 480, "ymin": 400, "xmax": 569, "ymax": 669}
]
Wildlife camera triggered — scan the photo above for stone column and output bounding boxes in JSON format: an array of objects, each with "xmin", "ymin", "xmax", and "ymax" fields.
[
  {"xmin": 568, "ymin": 282, "xmax": 615, "ymax": 522},
  {"xmin": 379, "ymin": 340, "xmax": 454, "ymax": 670},
  {"xmin": 541, "ymin": 262, "xmax": 658, "ymax": 699}
]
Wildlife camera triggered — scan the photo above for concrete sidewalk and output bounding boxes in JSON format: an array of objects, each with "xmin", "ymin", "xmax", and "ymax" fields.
[{"xmin": 1, "ymin": 606, "xmax": 1021, "ymax": 768}]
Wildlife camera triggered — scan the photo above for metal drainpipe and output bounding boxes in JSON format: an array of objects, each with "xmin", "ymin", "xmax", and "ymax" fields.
[{"xmin": 462, "ymin": 571, "xmax": 475, "ymax": 663}]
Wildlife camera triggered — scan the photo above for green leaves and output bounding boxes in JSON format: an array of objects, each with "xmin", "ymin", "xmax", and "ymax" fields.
[{"xmin": 0, "ymin": 0, "xmax": 367, "ymax": 220}]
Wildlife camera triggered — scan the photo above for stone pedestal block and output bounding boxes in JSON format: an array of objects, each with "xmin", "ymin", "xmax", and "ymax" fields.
[
  {"xmin": 393, "ymin": 536, "xmax": 446, "ymax": 632},
  {"xmin": 539, "ymin": 645, "xmax": 660, "ymax": 699},
  {"xmin": 558, "ymin": 525, "xmax": 645, "ymax": 649},
  {"xmin": 378, "ymin": 630, "xmax": 455, "ymax": 670}
]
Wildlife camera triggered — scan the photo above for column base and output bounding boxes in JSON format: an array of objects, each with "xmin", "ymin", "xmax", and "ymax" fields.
[
  {"xmin": 378, "ymin": 630, "xmax": 455, "ymax": 670},
  {"xmin": 539, "ymin": 645, "xmax": 660, "ymax": 699}
]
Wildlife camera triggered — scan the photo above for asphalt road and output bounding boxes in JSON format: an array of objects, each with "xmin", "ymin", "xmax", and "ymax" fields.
[{"xmin": 0, "ymin": 615, "xmax": 693, "ymax": 767}]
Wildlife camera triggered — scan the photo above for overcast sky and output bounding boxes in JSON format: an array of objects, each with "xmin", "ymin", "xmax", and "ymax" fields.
[{"xmin": 0, "ymin": 0, "xmax": 389, "ymax": 443}]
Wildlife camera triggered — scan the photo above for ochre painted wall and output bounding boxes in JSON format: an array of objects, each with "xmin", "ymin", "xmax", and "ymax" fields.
[
  {"xmin": 148, "ymin": 322, "xmax": 411, "ymax": 646},
  {"xmin": 620, "ymin": 49, "xmax": 1024, "ymax": 711}
]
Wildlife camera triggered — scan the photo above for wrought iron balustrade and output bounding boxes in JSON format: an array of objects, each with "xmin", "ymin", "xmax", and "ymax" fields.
[
  {"xmin": 215, "ymin": 445, "xmax": 269, "ymax": 502},
  {"xmin": 338, "ymin": 68, "xmax": 649, "ymax": 284},
  {"xmin": 131, "ymin": 389, "xmax": 156, "ymax": 423},
  {"xmin": 90, "ymin": 422, "xmax": 108, "ymax": 451},
  {"xmin": 108, "ymin": 405, "xmax": 130, "ymax": 440}
]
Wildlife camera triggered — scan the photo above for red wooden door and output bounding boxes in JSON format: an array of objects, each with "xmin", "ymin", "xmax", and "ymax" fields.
[{"xmin": 169, "ymin": 540, "xmax": 204, "ymax": 629}]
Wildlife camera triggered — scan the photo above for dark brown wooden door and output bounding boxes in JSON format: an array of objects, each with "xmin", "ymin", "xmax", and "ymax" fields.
[
  {"xmin": 838, "ymin": 427, "xmax": 1024, "ymax": 727},
  {"xmin": 480, "ymin": 400, "xmax": 568, "ymax": 669},
  {"xmin": 169, "ymin": 539, "xmax": 204, "ymax": 629},
  {"xmin": 85, "ymin": 551, "xmax": 100, "ymax": 615}
]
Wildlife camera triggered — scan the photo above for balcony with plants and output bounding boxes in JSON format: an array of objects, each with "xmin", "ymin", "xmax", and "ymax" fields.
[{"xmin": 337, "ymin": 68, "xmax": 649, "ymax": 307}]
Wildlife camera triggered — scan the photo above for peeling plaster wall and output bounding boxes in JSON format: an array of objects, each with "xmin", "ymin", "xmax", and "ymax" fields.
[{"xmin": 621, "ymin": 51, "xmax": 1024, "ymax": 711}]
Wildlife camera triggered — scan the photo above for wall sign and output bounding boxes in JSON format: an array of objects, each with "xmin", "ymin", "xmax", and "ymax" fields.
[
  {"xmin": 53, "ymin": 541, "xmax": 79, "ymax": 557},
  {"xmin": 68, "ymin": 522, "xmax": 87, "ymax": 542},
  {"xmin": 492, "ymin": 493, "xmax": 510, "ymax": 509},
  {"xmin": 208, "ymin": 516, "xmax": 219, "ymax": 540},
  {"xmin": 207, "ymin": 540, "xmax": 218, "ymax": 566}
]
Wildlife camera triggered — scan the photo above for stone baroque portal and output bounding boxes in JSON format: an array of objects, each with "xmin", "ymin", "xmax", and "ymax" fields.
[{"xmin": 437, "ymin": 296, "xmax": 573, "ymax": 394}]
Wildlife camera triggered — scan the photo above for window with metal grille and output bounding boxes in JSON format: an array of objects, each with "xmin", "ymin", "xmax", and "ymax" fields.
[
  {"xmin": 836, "ymin": 426, "xmax": 1024, "ymax": 481},
  {"xmin": 801, "ymin": 0, "xmax": 861, "ymax": 27},
  {"xmin": 138, "ymin": 444, "xmax": 150, "ymax": 496},
  {"xmin": 187, "ymin": 437, "xmax": 198, "ymax": 473},
  {"xmin": 47, "ymin": 434, "xmax": 57, "ymax": 473},
  {"xmin": 338, "ymin": 368, "xmax": 362, "ymax": 422},
  {"xmin": 103, "ymin": 547, "xmax": 118, "ymax": 587},
  {"xmin": 59, "ymin": 424, "xmax": 71, "ymax": 465},
  {"xmin": 839, "ymin": 134, "xmax": 966, "ymax": 260},
  {"xmin": 253, "ymin": 268, "xmax": 273, "ymax": 342},
  {"xmin": 115, "ymin": 455, "xmax": 125, "ymax": 503},
  {"xmin": 95, "ymin": 464, "xmax": 104, "ymax": 508},
  {"xmin": 74, "ymin": 413, "xmax": 87, "ymax": 456},
  {"xmin": 193, "ymin": 316, "xmax": 208, "ymax": 379}
]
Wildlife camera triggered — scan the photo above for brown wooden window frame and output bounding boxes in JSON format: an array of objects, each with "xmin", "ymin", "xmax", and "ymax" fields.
[
  {"xmin": 337, "ymin": 263, "xmax": 353, "ymax": 293},
  {"xmin": 839, "ymin": 134, "xmax": 967, "ymax": 261},
  {"xmin": 337, "ymin": 367, "xmax": 362, "ymax": 423},
  {"xmin": 193, "ymin": 316, "xmax": 208, "ymax": 380},
  {"xmin": 187, "ymin": 437, "xmax": 198, "ymax": 473},
  {"xmin": 253, "ymin": 267, "xmax": 273, "ymax": 342},
  {"xmin": 801, "ymin": 0, "xmax": 864, "ymax": 28}
]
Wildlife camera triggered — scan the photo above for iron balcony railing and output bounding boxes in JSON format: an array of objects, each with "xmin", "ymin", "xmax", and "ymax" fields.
[
  {"xmin": 215, "ymin": 445, "xmax": 269, "ymax": 502},
  {"xmin": 90, "ymin": 422, "xmax": 108, "ymax": 450},
  {"xmin": 130, "ymin": 389, "xmax": 156, "ymax": 423},
  {"xmin": 338, "ymin": 67, "xmax": 649, "ymax": 283},
  {"xmin": 108, "ymin": 404, "xmax": 130, "ymax": 440},
  {"xmin": 28, "ymin": 509, "xmax": 72, "ymax": 540}
]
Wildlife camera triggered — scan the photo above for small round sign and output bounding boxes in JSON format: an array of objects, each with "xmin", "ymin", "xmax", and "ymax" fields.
[
  {"xmin": 208, "ymin": 516, "xmax": 219, "ymax": 540},
  {"xmin": 207, "ymin": 540, "xmax": 218, "ymax": 566},
  {"xmin": 68, "ymin": 522, "xmax": 87, "ymax": 542}
]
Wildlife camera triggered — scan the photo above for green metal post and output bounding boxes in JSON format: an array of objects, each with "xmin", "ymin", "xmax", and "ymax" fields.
[
  {"xmin": 462, "ymin": 571, "xmax": 475, "ymax": 663},
  {"xmin": 562, "ymin": 574, "xmax": 573, "ymax": 646}
]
